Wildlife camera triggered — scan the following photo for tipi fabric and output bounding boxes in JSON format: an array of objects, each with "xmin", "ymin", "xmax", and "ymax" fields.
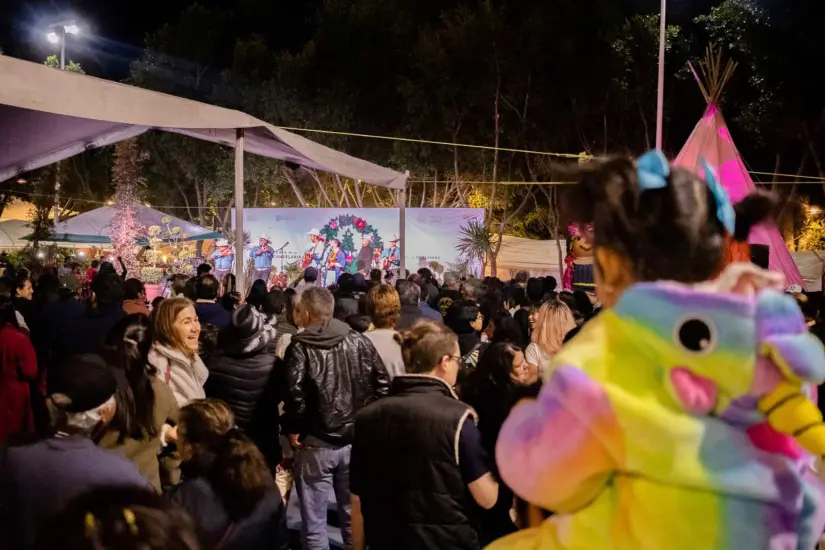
[{"xmin": 674, "ymin": 105, "xmax": 803, "ymax": 287}]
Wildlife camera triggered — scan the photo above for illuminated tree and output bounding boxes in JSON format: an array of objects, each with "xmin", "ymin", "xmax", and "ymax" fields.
[{"xmin": 110, "ymin": 139, "xmax": 146, "ymax": 277}]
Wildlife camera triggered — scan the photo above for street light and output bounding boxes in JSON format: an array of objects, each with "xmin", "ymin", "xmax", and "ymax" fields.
[
  {"xmin": 655, "ymin": 0, "xmax": 667, "ymax": 150},
  {"xmin": 45, "ymin": 20, "xmax": 79, "ymax": 70}
]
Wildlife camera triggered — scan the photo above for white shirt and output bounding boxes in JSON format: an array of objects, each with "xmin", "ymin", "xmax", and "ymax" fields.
[{"xmin": 525, "ymin": 342, "xmax": 551, "ymax": 377}]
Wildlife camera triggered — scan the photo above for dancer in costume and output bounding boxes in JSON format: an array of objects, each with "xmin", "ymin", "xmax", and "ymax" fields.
[
  {"xmin": 489, "ymin": 151, "xmax": 825, "ymax": 550},
  {"xmin": 323, "ymin": 239, "xmax": 345, "ymax": 287},
  {"xmin": 562, "ymin": 222, "xmax": 595, "ymax": 292},
  {"xmin": 302, "ymin": 228, "xmax": 327, "ymax": 270},
  {"xmin": 210, "ymin": 239, "xmax": 234, "ymax": 284},
  {"xmin": 249, "ymin": 234, "xmax": 275, "ymax": 285}
]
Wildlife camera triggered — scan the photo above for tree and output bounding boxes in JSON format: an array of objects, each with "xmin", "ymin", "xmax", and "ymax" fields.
[{"xmin": 109, "ymin": 140, "xmax": 147, "ymax": 278}]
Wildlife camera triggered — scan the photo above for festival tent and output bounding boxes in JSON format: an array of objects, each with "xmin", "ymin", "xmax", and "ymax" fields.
[
  {"xmin": 493, "ymin": 235, "xmax": 566, "ymax": 280},
  {"xmin": 46, "ymin": 205, "xmax": 220, "ymax": 245},
  {"xmin": 673, "ymin": 48, "xmax": 803, "ymax": 286},
  {"xmin": 0, "ymin": 219, "xmax": 33, "ymax": 249},
  {"xmin": 0, "ymin": 55, "xmax": 408, "ymax": 290}
]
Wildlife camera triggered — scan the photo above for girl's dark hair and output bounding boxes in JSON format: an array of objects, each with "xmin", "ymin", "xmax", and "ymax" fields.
[
  {"xmin": 104, "ymin": 314, "xmax": 157, "ymax": 441},
  {"xmin": 572, "ymin": 290, "xmax": 594, "ymax": 318},
  {"xmin": 565, "ymin": 156, "xmax": 774, "ymax": 282},
  {"xmin": 246, "ymin": 280, "xmax": 269, "ymax": 310},
  {"xmin": 168, "ymin": 274, "xmax": 190, "ymax": 298},
  {"xmin": 262, "ymin": 288, "xmax": 286, "ymax": 316},
  {"xmin": 221, "ymin": 273, "xmax": 237, "ymax": 295},
  {"xmin": 462, "ymin": 342, "xmax": 523, "ymax": 399},
  {"xmin": 36, "ymin": 486, "xmax": 200, "ymax": 550},
  {"xmin": 444, "ymin": 300, "xmax": 480, "ymax": 335},
  {"xmin": 490, "ymin": 310, "xmax": 527, "ymax": 348},
  {"xmin": 179, "ymin": 399, "xmax": 273, "ymax": 521}
]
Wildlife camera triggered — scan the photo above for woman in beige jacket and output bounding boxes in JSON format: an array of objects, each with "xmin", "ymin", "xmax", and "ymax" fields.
[{"xmin": 149, "ymin": 297, "xmax": 207, "ymax": 407}]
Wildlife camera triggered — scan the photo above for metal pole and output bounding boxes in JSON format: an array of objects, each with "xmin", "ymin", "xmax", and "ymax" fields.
[
  {"xmin": 234, "ymin": 129, "xmax": 245, "ymax": 295},
  {"xmin": 655, "ymin": 0, "xmax": 667, "ymax": 150},
  {"xmin": 399, "ymin": 189, "xmax": 406, "ymax": 279},
  {"xmin": 60, "ymin": 27, "xmax": 65, "ymax": 70}
]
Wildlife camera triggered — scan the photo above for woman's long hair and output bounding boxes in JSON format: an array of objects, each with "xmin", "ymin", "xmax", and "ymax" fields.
[
  {"xmin": 532, "ymin": 300, "xmax": 576, "ymax": 357},
  {"xmin": 104, "ymin": 314, "xmax": 158, "ymax": 441},
  {"xmin": 246, "ymin": 280, "xmax": 268, "ymax": 311},
  {"xmin": 462, "ymin": 342, "xmax": 522, "ymax": 402},
  {"xmin": 179, "ymin": 399, "xmax": 273, "ymax": 520}
]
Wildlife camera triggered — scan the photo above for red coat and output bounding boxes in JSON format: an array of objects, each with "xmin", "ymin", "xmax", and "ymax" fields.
[{"xmin": 0, "ymin": 323, "xmax": 38, "ymax": 443}]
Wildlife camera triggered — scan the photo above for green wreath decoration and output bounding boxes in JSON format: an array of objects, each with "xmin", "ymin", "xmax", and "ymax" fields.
[{"xmin": 320, "ymin": 214, "xmax": 384, "ymax": 274}]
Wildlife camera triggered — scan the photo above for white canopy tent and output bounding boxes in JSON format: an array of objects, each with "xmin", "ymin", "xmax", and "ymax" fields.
[
  {"xmin": 0, "ymin": 55, "xmax": 408, "ymax": 291},
  {"xmin": 49, "ymin": 205, "xmax": 220, "ymax": 245},
  {"xmin": 0, "ymin": 219, "xmax": 32, "ymax": 249}
]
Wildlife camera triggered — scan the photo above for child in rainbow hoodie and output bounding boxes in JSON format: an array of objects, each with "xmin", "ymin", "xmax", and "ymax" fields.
[{"xmin": 489, "ymin": 151, "xmax": 825, "ymax": 550}]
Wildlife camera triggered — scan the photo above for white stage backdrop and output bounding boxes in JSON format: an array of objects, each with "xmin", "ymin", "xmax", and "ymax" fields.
[{"xmin": 233, "ymin": 208, "xmax": 483, "ymax": 282}]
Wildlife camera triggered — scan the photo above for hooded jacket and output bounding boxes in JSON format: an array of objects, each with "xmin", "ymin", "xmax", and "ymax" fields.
[
  {"xmin": 283, "ymin": 318, "xmax": 390, "ymax": 445},
  {"xmin": 149, "ymin": 344, "xmax": 208, "ymax": 407}
]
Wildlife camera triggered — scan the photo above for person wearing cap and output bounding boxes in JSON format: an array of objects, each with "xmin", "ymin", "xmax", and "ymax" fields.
[
  {"xmin": 381, "ymin": 235, "xmax": 401, "ymax": 271},
  {"xmin": 293, "ymin": 266, "xmax": 321, "ymax": 295},
  {"xmin": 205, "ymin": 305, "xmax": 281, "ymax": 470},
  {"xmin": 305, "ymin": 229, "xmax": 327, "ymax": 270},
  {"xmin": 357, "ymin": 235, "xmax": 376, "ymax": 274},
  {"xmin": 0, "ymin": 354, "xmax": 148, "ymax": 549},
  {"xmin": 210, "ymin": 239, "xmax": 235, "ymax": 285},
  {"xmin": 250, "ymin": 236, "xmax": 275, "ymax": 286}
]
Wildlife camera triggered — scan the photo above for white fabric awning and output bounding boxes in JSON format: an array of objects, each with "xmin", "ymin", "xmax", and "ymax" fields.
[{"xmin": 0, "ymin": 55, "xmax": 407, "ymax": 189}]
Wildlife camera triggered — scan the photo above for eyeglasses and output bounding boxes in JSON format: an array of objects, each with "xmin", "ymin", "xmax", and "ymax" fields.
[{"xmin": 448, "ymin": 355, "xmax": 462, "ymax": 364}]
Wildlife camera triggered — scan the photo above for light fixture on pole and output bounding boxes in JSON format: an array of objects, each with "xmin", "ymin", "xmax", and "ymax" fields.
[
  {"xmin": 45, "ymin": 20, "xmax": 79, "ymax": 70},
  {"xmin": 655, "ymin": 0, "xmax": 667, "ymax": 150}
]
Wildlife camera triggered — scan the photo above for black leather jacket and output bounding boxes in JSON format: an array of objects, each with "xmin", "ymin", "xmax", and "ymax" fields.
[{"xmin": 283, "ymin": 318, "xmax": 390, "ymax": 445}]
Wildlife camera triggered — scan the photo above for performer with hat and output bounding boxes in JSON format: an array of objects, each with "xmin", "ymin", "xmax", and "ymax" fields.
[
  {"xmin": 249, "ymin": 235, "xmax": 275, "ymax": 285},
  {"xmin": 303, "ymin": 228, "xmax": 327, "ymax": 270},
  {"xmin": 322, "ymin": 238, "xmax": 346, "ymax": 287},
  {"xmin": 210, "ymin": 239, "xmax": 234, "ymax": 284},
  {"xmin": 357, "ymin": 234, "xmax": 376, "ymax": 274},
  {"xmin": 382, "ymin": 235, "xmax": 401, "ymax": 271}
]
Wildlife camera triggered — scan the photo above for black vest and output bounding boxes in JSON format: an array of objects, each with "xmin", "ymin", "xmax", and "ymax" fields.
[{"xmin": 352, "ymin": 375, "xmax": 481, "ymax": 550}]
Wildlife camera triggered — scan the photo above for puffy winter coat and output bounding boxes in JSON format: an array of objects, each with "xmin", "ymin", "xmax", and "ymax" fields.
[
  {"xmin": 283, "ymin": 318, "xmax": 390, "ymax": 445},
  {"xmin": 149, "ymin": 344, "xmax": 208, "ymax": 407}
]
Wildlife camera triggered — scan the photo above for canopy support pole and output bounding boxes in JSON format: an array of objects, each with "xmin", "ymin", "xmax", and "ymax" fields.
[
  {"xmin": 399, "ymin": 188, "xmax": 406, "ymax": 279},
  {"xmin": 234, "ymin": 129, "xmax": 245, "ymax": 295}
]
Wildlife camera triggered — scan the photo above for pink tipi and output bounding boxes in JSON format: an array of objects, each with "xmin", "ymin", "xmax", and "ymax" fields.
[{"xmin": 674, "ymin": 46, "xmax": 802, "ymax": 286}]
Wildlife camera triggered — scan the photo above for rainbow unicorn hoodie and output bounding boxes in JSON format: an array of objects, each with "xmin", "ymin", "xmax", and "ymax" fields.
[{"xmin": 490, "ymin": 265, "xmax": 825, "ymax": 550}]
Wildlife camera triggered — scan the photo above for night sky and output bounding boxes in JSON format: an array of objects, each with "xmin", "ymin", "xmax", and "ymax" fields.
[{"xmin": 0, "ymin": 0, "xmax": 794, "ymax": 80}]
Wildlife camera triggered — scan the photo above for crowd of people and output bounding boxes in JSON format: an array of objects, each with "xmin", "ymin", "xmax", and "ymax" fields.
[{"xmin": 2, "ymin": 148, "xmax": 825, "ymax": 550}]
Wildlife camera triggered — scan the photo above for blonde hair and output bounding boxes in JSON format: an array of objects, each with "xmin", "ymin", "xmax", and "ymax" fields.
[
  {"xmin": 153, "ymin": 296, "xmax": 197, "ymax": 357},
  {"xmin": 367, "ymin": 284, "xmax": 401, "ymax": 329},
  {"xmin": 531, "ymin": 300, "xmax": 576, "ymax": 357}
]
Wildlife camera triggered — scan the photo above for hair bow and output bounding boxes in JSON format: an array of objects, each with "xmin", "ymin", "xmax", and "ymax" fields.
[
  {"xmin": 636, "ymin": 149, "xmax": 670, "ymax": 191},
  {"xmin": 700, "ymin": 158, "xmax": 736, "ymax": 235}
]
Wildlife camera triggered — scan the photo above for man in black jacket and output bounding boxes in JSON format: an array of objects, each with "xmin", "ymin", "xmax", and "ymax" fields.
[{"xmin": 283, "ymin": 286, "xmax": 390, "ymax": 550}]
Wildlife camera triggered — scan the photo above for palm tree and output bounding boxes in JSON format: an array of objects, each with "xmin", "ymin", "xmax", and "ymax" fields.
[{"xmin": 456, "ymin": 219, "xmax": 492, "ymax": 274}]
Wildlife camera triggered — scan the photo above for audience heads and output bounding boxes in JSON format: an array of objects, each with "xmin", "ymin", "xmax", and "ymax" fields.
[
  {"xmin": 337, "ymin": 272, "xmax": 356, "ymax": 293},
  {"xmin": 445, "ymin": 300, "xmax": 483, "ymax": 335},
  {"xmin": 465, "ymin": 342, "xmax": 529, "ymax": 393},
  {"xmin": 14, "ymin": 274, "xmax": 33, "ymax": 300},
  {"xmin": 295, "ymin": 287, "xmax": 335, "ymax": 325},
  {"xmin": 123, "ymin": 278, "xmax": 146, "ymax": 301},
  {"xmin": 169, "ymin": 274, "xmax": 191, "ymax": 298},
  {"xmin": 442, "ymin": 271, "xmax": 460, "ymax": 290},
  {"xmin": 461, "ymin": 279, "xmax": 486, "ymax": 303},
  {"xmin": 48, "ymin": 354, "xmax": 118, "ymax": 436},
  {"xmin": 525, "ymin": 277, "xmax": 545, "ymax": 303},
  {"xmin": 91, "ymin": 260, "xmax": 100, "ymax": 269},
  {"xmin": 194, "ymin": 274, "xmax": 220, "ymax": 301},
  {"xmin": 345, "ymin": 314, "xmax": 372, "ymax": 333},
  {"xmin": 262, "ymin": 288, "xmax": 286, "ymax": 316},
  {"xmin": 572, "ymin": 289, "xmax": 594, "ymax": 318},
  {"xmin": 566, "ymin": 154, "xmax": 774, "ymax": 306},
  {"xmin": 196, "ymin": 263, "xmax": 213, "ymax": 276},
  {"xmin": 515, "ymin": 270, "xmax": 530, "ymax": 285},
  {"xmin": 530, "ymin": 300, "xmax": 577, "ymax": 356},
  {"xmin": 220, "ymin": 273, "xmax": 236, "ymax": 296},
  {"xmin": 198, "ymin": 323, "xmax": 220, "ymax": 359},
  {"xmin": 246, "ymin": 279, "xmax": 269, "ymax": 310},
  {"xmin": 366, "ymin": 284, "xmax": 401, "ymax": 329},
  {"xmin": 150, "ymin": 296, "xmax": 165, "ymax": 312},
  {"xmin": 153, "ymin": 296, "xmax": 201, "ymax": 357},
  {"xmin": 91, "ymin": 273, "xmax": 124, "ymax": 307},
  {"xmin": 178, "ymin": 399, "xmax": 272, "ymax": 520},
  {"xmin": 544, "ymin": 276, "xmax": 558, "ymax": 294},
  {"xmin": 38, "ymin": 487, "xmax": 201, "ymax": 550},
  {"xmin": 486, "ymin": 310, "xmax": 527, "ymax": 348},
  {"xmin": 396, "ymin": 280, "xmax": 421, "ymax": 307},
  {"xmin": 303, "ymin": 267, "xmax": 319, "ymax": 283},
  {"xmin": 417, "ymin": 267, "xmax": 434, "ymax": 284},
  {"xmin": 36, "ymin": 272, "xmax": 60, "ymax": 297},
  {"xmin": 369, "ymin": 268, "xmax": 382, "ymax": 283},
  {"xmin": 395, "ymin": 321, "xmax": 460, "ymax": 383}
]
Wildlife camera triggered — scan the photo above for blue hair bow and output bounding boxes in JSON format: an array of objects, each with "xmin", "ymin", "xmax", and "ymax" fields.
[
  {"xmin": 635, "ymin": 149, "xmax": 736, "ymax": 234},
  {"xmin": 701, "ymin": 159, "xmax": 736, "ymax": 235}
]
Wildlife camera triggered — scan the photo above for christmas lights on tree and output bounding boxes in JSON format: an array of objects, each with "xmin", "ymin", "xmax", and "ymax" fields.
[{"xmin": 109, "ymin": 139, "xmax": 146, "ymax": 278}]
